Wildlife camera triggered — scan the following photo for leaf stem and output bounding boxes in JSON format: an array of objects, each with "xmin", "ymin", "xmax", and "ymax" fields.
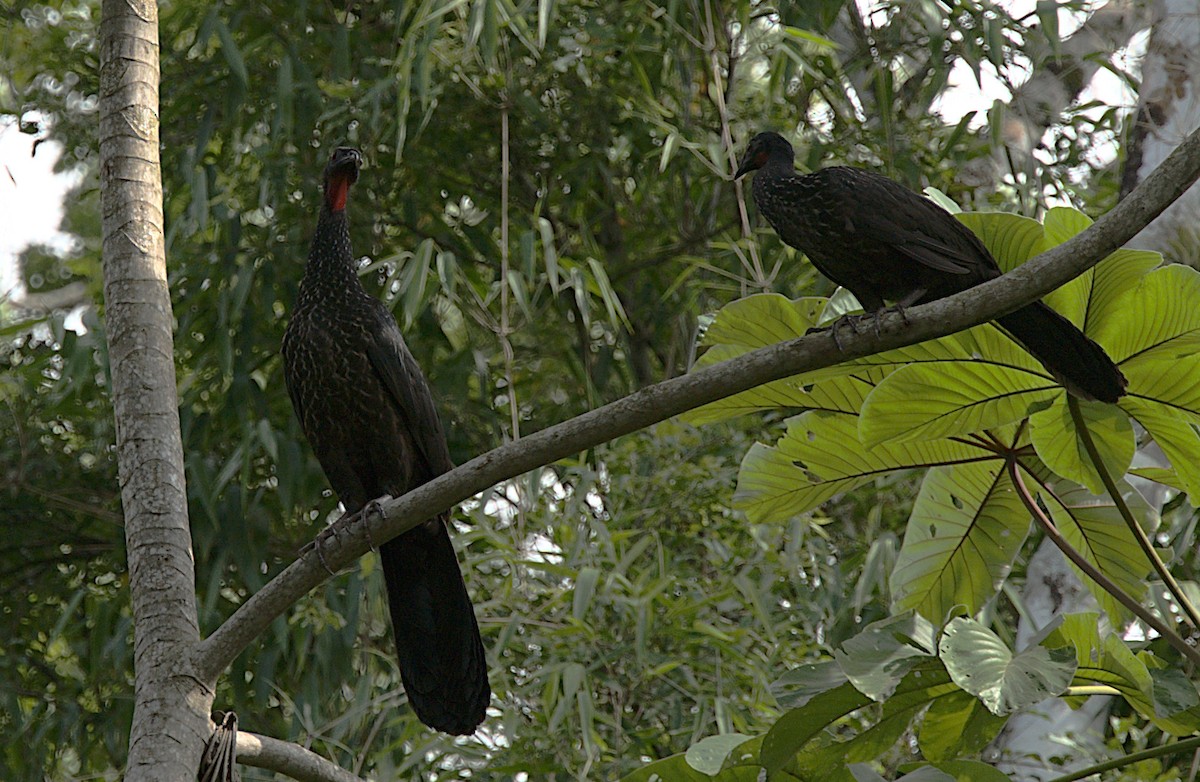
[
  {"xmin": 1045, "ymin": 734, "xmax": 1200, "ymax": 782},
  {"xmin": 1066, "ymin": 395, "xmax": 1200, "ymax": 632},
  {"xmin": 1006, "ymin": 459, "xmax": 1200, "ymax": 666}
]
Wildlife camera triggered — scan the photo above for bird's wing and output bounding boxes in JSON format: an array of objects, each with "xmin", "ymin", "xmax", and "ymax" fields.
[
  {"xmin": 889, "ymin": 233, "xmax": 978, "ymax": 274},
  {"xmin": 366, "ymin": 308, "xmax": 455, "ymax": 476},
  {"xmin": 280, "ymin": 328, "xmax": 306, "ymax": 424},
  {"xmin": 840, "ymin": 169, "xmax": 982, "ymax": 275}
]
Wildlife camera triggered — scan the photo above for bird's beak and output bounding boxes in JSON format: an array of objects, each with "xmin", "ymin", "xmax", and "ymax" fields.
[
  {"xmin": 332, "ymin": 147, "xmax": 362, "ymax": 170},
  {"xmin": 733, "ymin": 156, "xmax": 753, "ymax": 180},
  {"xmin": 328, "ymin": 147, "xmax": 363, "ymax": 182}
]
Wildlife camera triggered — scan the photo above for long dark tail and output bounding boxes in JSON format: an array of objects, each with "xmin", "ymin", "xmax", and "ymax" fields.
[
  {"xmin": 997, "ymin": 301, "xmax": 1127, "ymax": 403},
  {"xmin": 380, "ymin": 517, "xmax": 489, "ymax": 735}
]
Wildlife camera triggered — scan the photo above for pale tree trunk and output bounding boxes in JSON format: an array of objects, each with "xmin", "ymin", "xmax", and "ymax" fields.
[
  {"xmin": 1123, "ymin": 0, "xmax": 1200, "ymax": 257},
  {"xmin": 960, "ymin": 0, "xmax": 1152, "ymax": 190},
  {"xmin": 99, "ymin": 0, "xmax": 214, "ymax": 778}
]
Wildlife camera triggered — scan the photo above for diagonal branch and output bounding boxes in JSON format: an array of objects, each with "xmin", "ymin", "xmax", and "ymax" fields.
[
  {"xmin": 194, "ymin": 123, "xmax": 1200, "ymax": 684},
  {"xmin": 236, "ymin": 731, "xmax": 366, "ymax": 782}
]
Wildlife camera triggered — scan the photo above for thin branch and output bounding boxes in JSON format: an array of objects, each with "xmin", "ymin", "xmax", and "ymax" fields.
[
  {"xmin": 499, "ymin": 99, "xmax": 520, "ymax": 440},
  {"xmin": 194, "ymin": 123, "xmax": 1200, "ymax": 684},
  {"xmin": 1007, "ymin": 459, "xmax": 1200, "ymax": 666},
  {"xmin": 1046, "ymin": 734, "xmax": 1200, "ymax": 782},
  {"xmin": 236, "ymin": 731, "xmax": 366, "ymax": 782},
  {"xmin": 704, "ymin": 0, "xmax": 767, "ymax": 291},
  {"xmin": 1066, "ymin": 395, "xmax": 1200, "ymax": 631}
]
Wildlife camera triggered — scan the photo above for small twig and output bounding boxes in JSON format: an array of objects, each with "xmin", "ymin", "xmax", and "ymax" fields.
[
  {"xmin": 499, "ymin": 99, "xmax": 520, "ymax": 441},
  {"xmin": 704, "ymin": 0, "xmax": 767, "ymax": 292},
  {"xmin": 1007, "ymin": 459, "xmax": 1200, "ymax": 666},
  {"xmin": 1066, "ymin": 395, "xmax": 1200, "ymax": 632}
]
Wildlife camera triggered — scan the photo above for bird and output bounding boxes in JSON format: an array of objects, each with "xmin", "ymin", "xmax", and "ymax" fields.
[
  {"xmin": 281, "ymin": 147, "xmax": 489, "ymax": 735},
  {"xmin": 734, "ymin": 131, "xmax": 1127, "ymax": 404}
]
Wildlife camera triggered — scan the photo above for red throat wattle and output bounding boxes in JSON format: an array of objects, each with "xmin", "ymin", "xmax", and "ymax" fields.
[{"xmin": 326, "ymin": 174, "xmax": 351, "ymax": 212}]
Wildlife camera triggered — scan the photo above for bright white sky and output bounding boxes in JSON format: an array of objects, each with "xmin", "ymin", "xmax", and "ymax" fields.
[
  {"xmin": 0, "ymin": 0, "xmax": 1143, "ymax": 300},
  {"xmin": 0, "ymin": 115, "xmax": 83, "ymax": 301}
]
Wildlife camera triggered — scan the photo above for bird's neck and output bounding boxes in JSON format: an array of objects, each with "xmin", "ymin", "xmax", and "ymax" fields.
[
  {"xmin": 762, "ymin": 149, "xmax": 796, "ymax": 176},
  {"xmin": 302, "ymin": 207, "xmax": 363, "ymax": 290}
]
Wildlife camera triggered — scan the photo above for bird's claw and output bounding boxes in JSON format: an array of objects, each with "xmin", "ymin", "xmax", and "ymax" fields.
[
  {"xmin": 362, "ymin": 499, "xmax": 387, "ymax": 551},
  {"xmin": 828, "ymin": 313, "xmax": 864, "ymax": 351},
  {"xmin": 301, "ymin": 525, "xmax": 340, "ymax": 576}
]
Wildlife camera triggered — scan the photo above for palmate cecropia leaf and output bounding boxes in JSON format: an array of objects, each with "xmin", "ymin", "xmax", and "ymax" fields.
[{"xmin": 686, "ymin": 205, "xmax": 1199, "ymax": 623}]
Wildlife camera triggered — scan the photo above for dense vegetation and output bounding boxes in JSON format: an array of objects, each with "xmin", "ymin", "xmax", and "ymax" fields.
[{"xmin": 4, "ymin": 1, "xmax": 1198, "ymax": 779}]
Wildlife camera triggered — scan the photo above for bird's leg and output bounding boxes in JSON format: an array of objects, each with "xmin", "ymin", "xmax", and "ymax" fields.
[
  {"xmin": 362, "ymin": 498, "xmax": 388, "ymax": 552},
  {"xmin": 806, "ymin": 313, "xmax": 863, "ymax": 351},
  {"xmin": 890, "ymin": 288, "xmax": 926, "ymax": 326},
  {"xmin": 869, "ymin": 309, "xmax": 885, "ymax": 338},
  {"xmin": 806, "ymin": 314, "xmax": 864, "ymax": 350},
  {"xmin": 302, "ymin": 523, "xmax": 340, "ymax": 576}
]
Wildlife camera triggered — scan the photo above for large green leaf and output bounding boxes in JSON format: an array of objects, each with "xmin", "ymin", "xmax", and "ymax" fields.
[
  {"xmin": 760, "ymin": 682, "xmax": 872, "ymax": 773},
  {"xmin": 1125, "ymin": 352, "xmax": 1200, "ymax": 423},
  {"xmin": 1038, "ymin": 613, "xmax": 1200, "ymax": 734},
  {"xmin": 860, "ymin": 360, "xmax": 1054, "ymax": 447},
  {"xmin": 939, "ymin": 617, "xmax": 1076, "ymax": 715},
  {"xmin": 1097, "ymin": 264, "xmax": 1200, "ymax": 364},
  {"xmin": 685, "ymin": 734, "xmax": 755, "ymax": 775},
  {"xmin": 1029, "ymin": 397, "xmax": 1135, "ymax": 495},
  {"xmin": 917, "ymin": 690, "xmax": 1008, "ymax": 761},
  {"xmin": 891, "ymin": 462, "xmax": 1031, "ymax": 621},
  {"xmin": 1078, "ymin": 249, "xmax": 1163, "ymax": 334},
  {"xmin": 682, "ymin": 294, "xmax": 872, "ymax": 424},
  {"xmin": 1038, "ymin": 613, "xmax": 1151, "ymax": 697},
  {"xmin": 700, "ymin": 293, "xmax": 826, "ymax": 349},
  {"xmin": 736, "ymin": 412, "xmax": 987, "ymax": 523},
  {"xmin": 1041, "ymin": 480, "xmax": 1155, "ymax": 621},
  {"xmin": 683, "ymin": 345, "xmax": 879, "ymax": 425},
  {"xmin": 833, "ymin": 613, "xmax": 936, "ymax": 701},
  {"xmin": 1041, "ymin": 205, "xmax": 1092, "ymax": 247},
  {"xmin": 1122, "ymin": 394, "xmax": 1200, "ymax": 499},
  {"xmin": 771, "ymin": 661, "xmax": 852, "ymax": 710},
  {"xmin": 801, "ymin": 663, "xmax": 958, "ymax": 775}
]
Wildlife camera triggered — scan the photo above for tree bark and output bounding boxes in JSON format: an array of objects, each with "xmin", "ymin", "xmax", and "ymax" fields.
[
  {"xmin": 99, "ymin": 0, "xmax": 213, "ymax": 778},
  {"xmin": 1123, "ymin": 0, "xmax": 1200, "ymax": 258}
]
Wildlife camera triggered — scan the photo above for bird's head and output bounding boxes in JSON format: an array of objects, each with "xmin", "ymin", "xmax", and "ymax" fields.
[
  {"xmin": 734, "ymin": 131, "xmax": 794, "ymax": 179},
  {"xmin": 323, "ymin": 147, "xmax": 363, "ymax": 212}
]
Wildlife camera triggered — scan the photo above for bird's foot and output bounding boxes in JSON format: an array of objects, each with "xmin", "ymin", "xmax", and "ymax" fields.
[
  {"xmin": 301, "ymin": 525, "xmax": 341, "ymax": 576},
  {"xmin": 830, "ymin": 313, "xmax": 863, "ymax": 351},
  {"xmin": 865, "ymin": 304, "xmax": 910, "ymax": 337},
  {"xmin": 362, "ymin": 498, "xmax": 388, "ymax": 551},
  {"xmin": 869, "ymin": 310, "xmax": 884, "ymax": 338}
]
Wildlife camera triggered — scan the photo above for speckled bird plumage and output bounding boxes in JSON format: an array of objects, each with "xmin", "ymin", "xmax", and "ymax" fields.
[
  {"xmin": 735, "ymin": 131, "xmax": 1126, "ymax": 403},
  {"xmin": 282, "ymin": 147, "xmax": 489, "ymax": 735}
]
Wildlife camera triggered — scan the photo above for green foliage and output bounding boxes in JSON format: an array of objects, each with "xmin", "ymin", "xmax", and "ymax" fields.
[
  {"xmin": 682, "ymin": 207, "xmax": 1200, "ymax": 777},
  {"xmin": 0, "ymin": 0, "xmax": 1187, "ymax": 779}
]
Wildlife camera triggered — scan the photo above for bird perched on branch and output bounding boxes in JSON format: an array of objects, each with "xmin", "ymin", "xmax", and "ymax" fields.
[
  {"xmin": 282, "ymin": 147, "xmax": 489, "ymax": 734},
  {"xmin": 734, "ymin": 131, "xmax": 1127, "ymax": 403}
]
